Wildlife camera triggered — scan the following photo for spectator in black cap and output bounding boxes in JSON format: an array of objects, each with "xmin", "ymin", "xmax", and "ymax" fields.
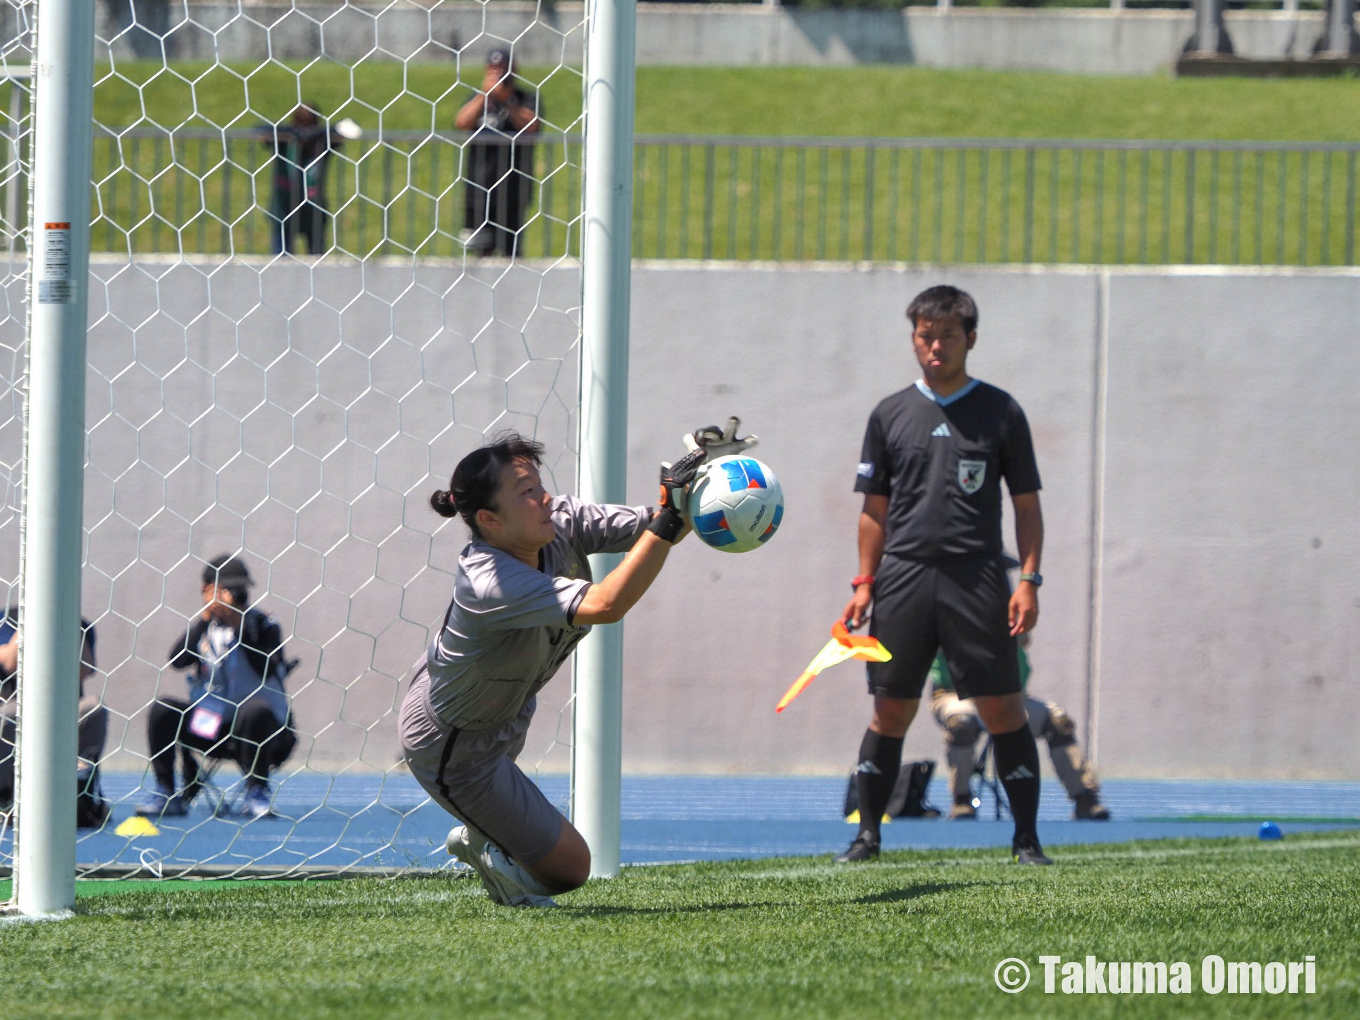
[
  {"xmin": 454, "ymin": 49, "xmax": 541, "ymax": 257},
  {"xmin": 137, "ymin": 554, "xmax": 298, "ymax": 820}
]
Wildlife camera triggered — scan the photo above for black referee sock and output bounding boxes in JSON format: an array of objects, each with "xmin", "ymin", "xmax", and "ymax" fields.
[
  {"xmin": 853, "ymin": 730, "xmax": 903, "ymax": 845},
  {"xmin": 991, "ymin": 725, "xmax": 1042, "ymax": 850}
]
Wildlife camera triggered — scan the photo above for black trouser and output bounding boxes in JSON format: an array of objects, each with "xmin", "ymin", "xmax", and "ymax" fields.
[
  {"xmin": 270, "ymin": 196, "xmax": 329, "ymax": 255},
  {"xmin": 463, "ymin": 142, "xmax": 533, "ymax": 256},
  {"xmin": 2, "ymin": 695, "xmax": 107, "ymax": 804},
  {"xmin": 148, "ymin": 696, "xmax": 294, "ymax": 792}
]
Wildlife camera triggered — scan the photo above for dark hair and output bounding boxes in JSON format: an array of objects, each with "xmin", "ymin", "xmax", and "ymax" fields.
[
  {"xmin": 430, "ymin": 431, "xmax": 546, "ymax": 537},
  {"xmin": 203, "ymin": 553, "xmax": 253, "ymax": 607},
  {"xmin": 907, "ymin": 285, "xmax": 979, "ymax": 334}
]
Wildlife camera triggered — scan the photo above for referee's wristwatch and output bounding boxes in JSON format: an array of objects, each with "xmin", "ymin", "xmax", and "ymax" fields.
[{"xmin": 1019, "ymin": 572, "xmax": 1043, "ymax": 587}]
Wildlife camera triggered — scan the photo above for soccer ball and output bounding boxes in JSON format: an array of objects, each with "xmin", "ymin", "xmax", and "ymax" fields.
[{"xmin": 686, "ymin": 455, "xmax": 784, "ymax": 554}]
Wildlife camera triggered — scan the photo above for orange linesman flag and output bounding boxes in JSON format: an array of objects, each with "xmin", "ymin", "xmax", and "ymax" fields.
[{"xmin": 775, "ymin": 621, "xmax": 891, "ymax": 713}]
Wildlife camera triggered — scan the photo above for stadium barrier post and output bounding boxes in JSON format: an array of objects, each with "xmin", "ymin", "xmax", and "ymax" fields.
[
  {"xmin": 1317, "ymin": 0, "xmax": 1360, "ymax": 56},
  {"xmin": 10, "ymin": 0, "xmax": 96, "ymax": 917},
  {"xmin": 1186, "ymin": 0, "xmax": 1234, "ymax": 55},
  {"xmin": 573, "ymin": 0, "xmax": 636, "ymax": 880}
]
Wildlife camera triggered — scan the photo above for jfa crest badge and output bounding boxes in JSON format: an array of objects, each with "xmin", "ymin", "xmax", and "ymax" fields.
[{"xmin": 958, "ymin": 460, "xmax": 986, "ymax": 494}]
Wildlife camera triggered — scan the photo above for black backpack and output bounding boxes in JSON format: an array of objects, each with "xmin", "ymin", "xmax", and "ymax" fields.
[
  {"xmin": 843, "ymin": 759, "xmax": 941, "ymax": 819},
  {"xmin": 76, "ymin": 762, "xmax": 110, "ymax": 829}
]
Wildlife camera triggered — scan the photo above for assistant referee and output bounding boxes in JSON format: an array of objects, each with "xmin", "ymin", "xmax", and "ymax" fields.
[{"xmin": 838, "ymin": 285, "xmax": 1051, "ymax": 865}]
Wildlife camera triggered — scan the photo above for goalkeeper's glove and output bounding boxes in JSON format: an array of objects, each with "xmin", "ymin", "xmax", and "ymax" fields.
[
  {"xmin": 648, "ymin": 446, "xmax": 707, "ymax": 543},
  {"xmin": 683, "ymin": 415, "xmax": 758, "ymax": 460}
]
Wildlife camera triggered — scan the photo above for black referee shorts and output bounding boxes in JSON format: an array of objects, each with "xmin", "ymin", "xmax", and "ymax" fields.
[{"xmin": 865, "ymin": 555, "xmax": 1020, "ymax": 701}]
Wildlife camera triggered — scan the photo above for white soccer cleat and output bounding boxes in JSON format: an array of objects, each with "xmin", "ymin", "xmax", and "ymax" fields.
[
  {"xmin": 446, "ymin": 824, "xmax": 558, "ymax": 908},
  {"xmin": 446, "ymin": 823, "xmax": 488, "ymax": 859},
  {"xmin": 482, "ymin": 844, "xmax": 559, "ymax": 908}
]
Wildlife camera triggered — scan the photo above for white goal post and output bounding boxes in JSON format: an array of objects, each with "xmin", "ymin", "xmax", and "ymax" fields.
[
  {"xmin": 572, "ymin": 0, "xmax": 636, "ymax": 881},
  {"xmin": 11, "ymin": 0, "xmax": 96, "ymax": 918},
  {"xmin": 3, "ymin": 0, "xmax": 635, "ymax": 915}
]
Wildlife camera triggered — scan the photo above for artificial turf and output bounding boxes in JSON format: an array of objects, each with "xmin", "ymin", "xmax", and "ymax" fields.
[{"xmin": 2, "ymin": 831, "xmax": 1357, "ymax": 1019}]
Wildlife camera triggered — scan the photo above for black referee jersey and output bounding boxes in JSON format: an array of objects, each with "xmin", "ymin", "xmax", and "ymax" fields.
[{"xmin": 854, "ymin": 379, "xmax": 1041, "ymax": 560}]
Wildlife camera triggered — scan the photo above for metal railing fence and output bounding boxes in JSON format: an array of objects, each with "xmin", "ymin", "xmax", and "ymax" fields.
[
  {"xmin": 632, "ymin": 136, "xmax": 1360, "ymax": 267},
  {"xmin": 53, "ymin": 129, "xmax": 1360, "ymax": 266}
]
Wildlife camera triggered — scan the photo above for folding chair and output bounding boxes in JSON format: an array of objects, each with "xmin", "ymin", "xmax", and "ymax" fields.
[
  {"xmin": 179, "ymin": 742, "xmax": 246, "ymax": 817},
  {"xmin": 178, "ymin": 707, "xmax": 298, "ymax": 817}
]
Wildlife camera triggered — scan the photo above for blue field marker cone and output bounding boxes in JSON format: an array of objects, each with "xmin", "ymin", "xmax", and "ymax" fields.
[{"xmin": 1258, "ymin": 820, "xmax": 1283, "ymax": 841}]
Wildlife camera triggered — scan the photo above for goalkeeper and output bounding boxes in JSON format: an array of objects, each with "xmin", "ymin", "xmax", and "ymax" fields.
[{"xmin": 399, "ymin": 422, "xmax": 754, "ymax": 907}]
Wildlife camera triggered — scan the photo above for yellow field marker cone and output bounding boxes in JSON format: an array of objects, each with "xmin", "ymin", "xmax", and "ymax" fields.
[{"xmin": 115, "ymin": 815, "xmax": 160, "ymax": 837}]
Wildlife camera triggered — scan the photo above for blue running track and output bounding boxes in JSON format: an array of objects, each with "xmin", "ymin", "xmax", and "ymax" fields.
[{"xmin": 4, "ymin": 773, "xmax": 1357, "ymax": 875}]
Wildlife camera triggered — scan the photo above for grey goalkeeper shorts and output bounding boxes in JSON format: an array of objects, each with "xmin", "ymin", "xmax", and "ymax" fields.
[{"xmin": 398, "ymin": 661, "xmax": 564, "ymax": 867}]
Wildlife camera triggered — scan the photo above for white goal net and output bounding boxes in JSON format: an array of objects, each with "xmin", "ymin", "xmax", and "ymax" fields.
[{"xmin": 1, "ymin": 0, "xmax": 599, "ymax": 881}]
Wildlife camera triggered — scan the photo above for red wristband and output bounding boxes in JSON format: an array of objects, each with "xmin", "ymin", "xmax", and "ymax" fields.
[{"xmin": 851, "ymin": 575, "xmax": 876, "ymax": 589}]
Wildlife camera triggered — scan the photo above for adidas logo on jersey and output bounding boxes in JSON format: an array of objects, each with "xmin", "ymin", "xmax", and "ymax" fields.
[
  {"xmin": 931, "ymin": 423, "xmax": 951, "ymax": 438},
  {"xmin": 1003, "ymin": 765, "xmax": 1035, "ymax": 782}
]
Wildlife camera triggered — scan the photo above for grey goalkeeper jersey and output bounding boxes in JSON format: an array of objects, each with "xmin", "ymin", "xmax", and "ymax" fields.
[{"xmin": 425, "ymin": 495, "xmax": 650, "ymax": 730}]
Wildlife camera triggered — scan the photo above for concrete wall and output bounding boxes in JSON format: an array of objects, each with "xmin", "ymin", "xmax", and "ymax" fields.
[
  {"xmin": 1094, "ymin": 272, "xmax": 1360, "ymax": 778},
  {"xmin": 622, "ymin": 263, "xmax": 1360, "ymax": 780},
  {"xmin": 0, "ymin": 256, "xmax": 587, "ymax": 778},
  {"xmin": 620, "ymin": 265, "xmax": 1103, "ymax": 780},
  {"xmin": 1, "ymin": 259, "xmax": 1356, "ymax": 780},
  {"xmin": 631, "ymin": 8, "xmax": 1327, "ymax": 73},
  {"xmin": 81, "ymin": 2, "xmax": 1333, "ymax": 77}
]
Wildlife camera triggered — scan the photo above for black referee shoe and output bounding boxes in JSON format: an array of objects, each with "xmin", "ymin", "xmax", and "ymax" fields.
[
  {"xmin": 1013, "ymin": 842, "xmax": 1053, "ymax": 866},
  {"xmin": 834, "ymin": 835, "xmax": 880, "ymax": 863}
]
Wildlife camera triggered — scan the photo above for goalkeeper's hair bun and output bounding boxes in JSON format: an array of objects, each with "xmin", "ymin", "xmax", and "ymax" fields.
[
  {"xmin": 429, "ymin": 489, "xmax": 457, "ymax": 518},
  {"xmin": 435, "ymin": 430, "xmax": 547, "ymax": 539}
]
